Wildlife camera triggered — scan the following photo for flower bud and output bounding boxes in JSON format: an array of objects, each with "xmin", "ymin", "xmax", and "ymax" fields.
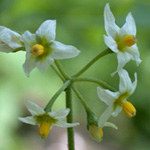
[{"xmin": 88, "ymin": 125, "xmax": 103, "ymax": 142}]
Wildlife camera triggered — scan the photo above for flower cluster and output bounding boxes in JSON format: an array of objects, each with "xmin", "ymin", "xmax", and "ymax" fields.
[
  {"xmin": 0, "ymin": 20, "xmax": 80, "ymax": 139},
  {"xmin": 88, "ymin": 3, "xmax": 141, "ymax": 142},
  {"xmin": 0, "ymin": 2, "xmax": 142, "ymax": 145}
]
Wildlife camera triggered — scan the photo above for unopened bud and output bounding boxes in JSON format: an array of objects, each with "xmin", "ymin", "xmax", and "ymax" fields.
[{"xmin": 89, "ymin": 125, "xmax": 103, "ymax": 142}]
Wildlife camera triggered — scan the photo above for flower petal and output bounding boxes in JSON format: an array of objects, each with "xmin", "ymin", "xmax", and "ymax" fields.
[
  {"xmin": 51, "ymin": 41, "xmax": 80, "ymax": 59},
  {"xmin": 117, "ymin": 51, "xmax": 131, "ymax": 70},
  {"xmin": 21, "ymin": 31, "xmax": 36, "ymax": 52},
  {"xmin": 55, "ymin": 120, "xmax": 80, "ymax": 128},
  {"xmin": 0, "ymin": 42, "xmax": 15, "ymax": 53},
  {"xmin": 0, "ymin": 27, "xmax": 22, "ymax": 52},
  {"xmin": 97, "ymin": 87, "xmax": 119, "ymax": 105},
  {"xmin": 98, "ymin": 105, "xmax": 114, "ymax": 128},
  {"xmin": 36, "ymin": 56, "xmax": 54, "ymax": 72},
  {"xmin": 0, "ymin": 26, "xmax": 5, "ymax": 32},
  {"xmin": 118, "ymin": 69, "xmax": 137, "ymax": 94},
  {"xmin": 119, "ymin": 13, "xmax": 136, "ymax": 37},
  {"xmin": 126, "ymin": 44, "xmax": 142, "ymax": 66},
  {"xmin": 130, "ymin": 72, "xmax": 137, "ymax": 94},
  {"xmin": 36, "ymin": 20, "xmax": 56, "ymax": 41},
  {"xmin": 112, "ymin": 105, "xmax": 122, "ymax": 117},
  {"xmin": 18, "ymin": 116, "xmax": 36, "ymax": 125},
  {"xmin": 104, "ymin": 122, "xmax": 118, "ymax": 129},
  {"xmin": 104, "ymin": 35, "xmax": 118, "ymax": 53},
  {"xmin": 48, "ymin": 108, "xmax": 70, "ymax": 119},
  {"xmin": 118, "ymin": 69, "xmax": 132, "ymax": 93},
  {"xmin": 25, "ymin": 99, "xmax": 44, "ymax": 115},
  {"xmin": 23, "ymin": 56, "xmax": 36, "ymax": 77},
  {"xmin": 104, "ymin": 3, "xmax": 120, "ymax": 38}
]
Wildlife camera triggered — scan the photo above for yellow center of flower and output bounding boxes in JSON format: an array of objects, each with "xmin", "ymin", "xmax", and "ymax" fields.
[
  {"xmin": 123, "ymin": 35, "xmax": 136, "ymax": 47},
  {"xmin": 39, "ymin": 121, "xmax": 51, "ymax": 139},
  {"xmin": 30, "ymin": 44, "xmax": 44, "ymax": 56},
  {"xmin": 99, "ymin": 128, "xmax": 103, "ymax": 137},
  {"xmin": 122, "ymin": 101, "xmax": 136, "ymax": 118},
  {"xmin": 116, "ymin": 34, "xmax": 136, "ymax": 51}
]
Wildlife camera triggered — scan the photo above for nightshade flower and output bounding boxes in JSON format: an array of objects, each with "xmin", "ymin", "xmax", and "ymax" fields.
[
  {"xmin": 18, "ymin": 100, "xmax": 79, "ymax": 139},
  {"xmin": 88, "ymin": 122, "xmax": 117, "ymax": 142},
  {"xmin": 22, "ymin": 20, "xmax": 80, "ymax": 76},
  {"xmin": 104, "ymin": 3, "xmax": 141, "ymax": 74},
  {"xmin": 97, "ymin": 69, "xmax": 137, "ymax": 128},
  {"xmin": 0, "ymin": 26, "xmax": 23, "ymax": 53}
]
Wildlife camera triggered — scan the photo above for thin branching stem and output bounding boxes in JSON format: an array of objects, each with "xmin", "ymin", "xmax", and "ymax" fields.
[
  {"xmin": 73, "ymin": 48, "xmax": 113, "ymax": 77},
  {"xmin": 73, "ymin": 77, "xmax": 116, "ymax": 92}
]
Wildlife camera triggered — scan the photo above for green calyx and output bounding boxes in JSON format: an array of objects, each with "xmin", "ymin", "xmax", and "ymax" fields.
[
  {"xmin": 114, "ymin": 92, "xmax": 130, "ymax": 107},
  {"xmin": 34, "ymin": 113, "xmax": 57, "ymax": 124},
  {"xmin": 86, "ymin": 110, "xmax": 98, "ymax": 130}
]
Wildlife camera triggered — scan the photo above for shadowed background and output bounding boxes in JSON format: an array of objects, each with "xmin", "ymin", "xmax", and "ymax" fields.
[{"xmin": 0, "ymin": 0, "xmax": 150, "ymax": 150}]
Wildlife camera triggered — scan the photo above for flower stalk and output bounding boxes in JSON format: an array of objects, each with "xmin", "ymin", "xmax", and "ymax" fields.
[
  {"xmin": 73, "ymin": 48, "xmax": 112, "ymax": 77},
  {"xmin": 44, "ymin": 80, "xmax": 71, "ymax": 112},
  {"xmin": 66, "ymin": 85, "xmax": 75, "ymax": 150},
  {"xmin": 73, "ymin": 77, "xmax": 116, "ymax": 92}
]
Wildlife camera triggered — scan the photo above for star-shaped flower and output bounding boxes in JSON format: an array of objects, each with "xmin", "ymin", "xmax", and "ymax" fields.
[
  {"xmin": 104, "ymin": 3, "xmax": 142, "ymax": 75},
  {"xmin": 97, "ymin": 69, "xmax": 137, "ymax": 128},
  {"xmin": 0, "ymin": 26, "xmax": 23, "ymax": 53},
  {"xmin": 18, "ymin": 100, "xmax": 79, "ymax": 139},
  {"xmin": 22, "ymin": 20, "xmax": 80, "ymax": 76}
]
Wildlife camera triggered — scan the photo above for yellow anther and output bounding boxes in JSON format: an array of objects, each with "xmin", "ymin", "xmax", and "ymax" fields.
[
  {"xmin": 123, "ymin": 35, "xmax": 136, "ymax": 47},
  {"xmin": 39, "ymin": 121, "xmax": 51, "ymax": 139},
  {"xmin": 30, "ymin": 44, "xmax": 44, "ymax": 56},
  {"xmin": 122, "ymin": 101, "xmax": 136, "ymax": 118},
  {"xmin": 99, "ymin": 128, "xmax": 103, "ymax": 137}
]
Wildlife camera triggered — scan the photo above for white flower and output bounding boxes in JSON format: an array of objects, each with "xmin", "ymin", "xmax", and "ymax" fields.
[
  {"xmin": 97, "ymin": 69, "xmax": 137, "ymax": 128},
  {"xmin": 18, "ymin": 99, "xmax": 79, "ymax": 139},
  {"xmin": 0, "ymin": 26, "xmax": 23, "ymax": 53},
  {"xmin": 22, "ymin": 20, "xmax": 80, "ymax": 76},
  {"xmin": 104, "ymin": 3, "xmax": 142, "ymax": 74},
  {"xmin": 88, "ymin": 122, "xmax": 117, "ymax": 142}
]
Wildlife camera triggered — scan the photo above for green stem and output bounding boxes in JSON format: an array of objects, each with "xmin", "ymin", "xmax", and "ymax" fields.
[
  {"xmin": 55, "ymin": 60, "xmax": 68, "ymax": 79},
  {"xmin": 44, "ymin": 80, "xmax": 71, "ymax": 112},
  {"xmin": 72, "ymin": 85, "xmax": 91, "ymax": 113},
  {"xmin": 50, "ymin": 61, "xmax": 75, "ymax": 150},
  {"xmin": 72, "ymin": 85, "xmax": 98, "ymax": 128},
  {"xmin": 73, "ymin": 77, "xmax": 116, "ymax": 91},
  {"xmin": 66, "ymin": 86, "xmax": 75, "ymax": 150},
  {"xmin": 51, "ymin": 65, "xmax": 65, "ymax": 81},
  {"xmin": 73, "ymin": 48, "xmax": 112, "ymax": 77}
]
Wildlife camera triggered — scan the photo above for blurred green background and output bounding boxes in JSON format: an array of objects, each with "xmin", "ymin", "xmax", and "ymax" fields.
[{"xmin": 0, "ymin": 0, "xmax": 150, "ymax": 150}]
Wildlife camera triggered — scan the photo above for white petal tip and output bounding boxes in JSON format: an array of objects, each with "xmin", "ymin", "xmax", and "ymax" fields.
[
  {"xmin": 105, "ymin": 3, "xmax": 110, "ymax": 9},
  {"xmin": 136, "ymin": 59, "xmax": 142, "ymax": 66}
]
